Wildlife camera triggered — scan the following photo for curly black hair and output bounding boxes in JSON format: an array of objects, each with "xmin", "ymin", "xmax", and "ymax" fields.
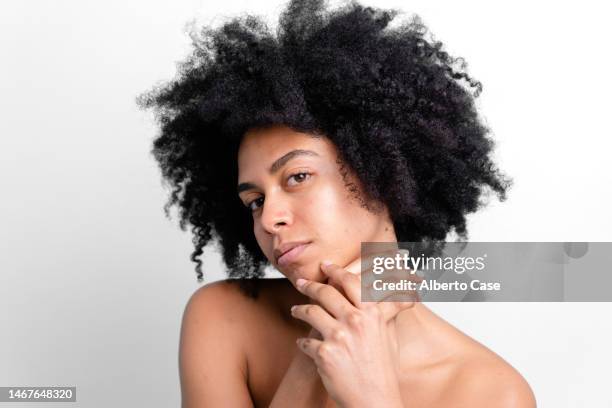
[{"xmin": 137, "ymin": 0, "xmax": 512, "ymax": 297}]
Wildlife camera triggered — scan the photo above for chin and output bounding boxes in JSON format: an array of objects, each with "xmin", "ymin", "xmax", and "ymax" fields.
[{"xmin": 281, "ymin": 263, "xmax": 327, "ymax": 285}]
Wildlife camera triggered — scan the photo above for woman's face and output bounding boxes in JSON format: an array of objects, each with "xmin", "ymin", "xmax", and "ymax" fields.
[{"xmin": 237, "ymin": 125, "xmax": 396, "ymax": 285}]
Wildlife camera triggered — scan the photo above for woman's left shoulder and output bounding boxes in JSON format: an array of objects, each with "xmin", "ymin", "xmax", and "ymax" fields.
[{"xmin": 442, "ymin": 349, "xmax": 537, "ymax": 407}]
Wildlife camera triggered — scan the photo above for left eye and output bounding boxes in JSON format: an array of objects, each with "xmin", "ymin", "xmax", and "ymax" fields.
[{"xmin": 287, "ymin": 172, "xmax": 311, "ymax": 186}]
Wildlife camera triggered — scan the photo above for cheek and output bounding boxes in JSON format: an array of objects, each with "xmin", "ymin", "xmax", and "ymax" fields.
[
  {"xmin": 253, "ymin": 223, "xmax": 273, "ymax": 259},
  {"xmin": 315, "ymin": 185, "xmax": 381, "ymax": 241},
  {"xmin": 304, "ymin": 184, "xmax": 364, "ymax": 236}
]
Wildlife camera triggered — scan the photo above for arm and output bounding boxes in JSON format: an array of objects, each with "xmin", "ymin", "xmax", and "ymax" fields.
[{"xmin": 179, "ymin": 281, "xmax": 254, "ymax": 407}]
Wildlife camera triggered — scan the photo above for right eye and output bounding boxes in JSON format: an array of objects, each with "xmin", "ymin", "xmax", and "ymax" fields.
[{"xmin": 247, "ymin": 197, "xmax": 264, "ymax": 212}]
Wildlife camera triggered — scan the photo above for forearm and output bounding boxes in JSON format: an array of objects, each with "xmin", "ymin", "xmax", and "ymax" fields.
[{"xmin": 268, "ymin": 347, "xmax": 326, "ymax": 408}]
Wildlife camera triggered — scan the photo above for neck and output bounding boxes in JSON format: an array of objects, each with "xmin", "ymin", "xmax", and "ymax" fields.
[
  {"xmin": 375, "ymin": 217, "xmax": 398, "ymax": 245},
  {"xmin": 281, "ymin": 218, "xmax": 458, "ymax": 368},
  {"xmin": 341, "ymin": 217, "xmax": 398, "ymax": 272},
  {"xmin": 393, "ymin": 302, "xmax": 461, "ymax": 371},
  {"xmin": 341, "ymin": 220, "xmax": 458, "ymax": 371}
]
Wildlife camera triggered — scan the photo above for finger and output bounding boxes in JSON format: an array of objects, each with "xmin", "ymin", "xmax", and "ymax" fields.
[
  {"xmin": 378, "ymin": 289, "xmax": 420, "ymax": 303},
  {"xmin": 295, "ymin": 278, "xmax": 354, "ymax": 318},
  {"xmin": 291, "ymin": 304, "xmax": 340, "ymax": 339},
  {"xmin": 360, "ymin": 264, "xmax": 423, "ymax": 287},
  {"xmin": 361, "ymin": 270, "xmax": 424, "ymax": 292},
  {"xmin": 362, "ymin": 248, "xmax": 412, "ymax": 272},
  {"xmin": 357, "ymin": 255, "xmax": 422, "ymax": 309},
  {"xmin": 320, "ymin": 262, "xmax": 361, "ymax": 306},
  {"xmin": 367, "ymin": 288, "xmax": 421, "ymax": 303},
  {"xmin": 296, "ymin": 337, "xmax": 323, "ymax": 361},
  {"xmin": 344, "ymin": 248, "xmax": 408, "ymax": 275},
  {"xmin": 308, "ymin": 327, "xmax": 324, "ymax": 340},
  {"xmin": 378, "ymin": 296, "xmax": 419, "ymax": 321},
  {"xmin": 326, "ymin": 276, "xmax": 347, "ymax": 299}
]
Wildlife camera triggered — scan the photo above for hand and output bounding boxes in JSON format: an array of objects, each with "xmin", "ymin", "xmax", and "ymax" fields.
[
  {"xmin": 290, "ymin": 261, "xmax": 416, "ymax": 408},
  {"xmin": 339, "ymin": 248, "xmax": 423, "ymax": 304},
  {"xmin": 324, "ymin": 248, "xmax": 424, "ymax": 366},
  {"xmin": 340, "ymin": 248, "xmax": 424, "ymax": 380}
]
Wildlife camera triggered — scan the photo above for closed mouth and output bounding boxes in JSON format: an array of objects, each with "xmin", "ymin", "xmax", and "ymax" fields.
[{"xmin": 276, "ymin": 242, "xmax": 311, "ymax": 267}]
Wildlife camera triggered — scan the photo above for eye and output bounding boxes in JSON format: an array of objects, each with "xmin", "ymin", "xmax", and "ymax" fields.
[
  {"xmin": 247, "ymin": 197, "xmax": 264, "ymax": 212},
  {"xmin": 287, "ymin": 171, "xmax": 312, "ymax": 187}
]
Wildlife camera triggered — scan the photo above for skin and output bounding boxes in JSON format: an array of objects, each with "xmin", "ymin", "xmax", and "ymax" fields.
[
  {"xmin": 236, "ymin": 125, "xmax": 393, "ymax": 286},
  {"xmin": 179, "ymin": 125, "xmax": 537, "ymax": 407}
]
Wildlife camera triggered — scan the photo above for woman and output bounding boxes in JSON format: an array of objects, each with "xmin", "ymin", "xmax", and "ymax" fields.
[{"xmin": 139, "ymin": 0, "xmax": 536, "ymax": 406}]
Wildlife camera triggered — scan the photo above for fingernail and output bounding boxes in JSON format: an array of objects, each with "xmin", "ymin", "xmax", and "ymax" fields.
[
  {"xmin": 290, "ymin": 305, "xmax": 296, "ymax": 314},
  {"xmin": 296, "ymin": 278, "xmax": 307, "ymax": 288},
  {"xmin": 321, "ymin": 260, "xmax": 332, "ymax": 267}
]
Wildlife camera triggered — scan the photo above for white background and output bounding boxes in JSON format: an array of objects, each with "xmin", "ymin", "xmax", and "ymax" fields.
[{"xmin": 1, "ymin": 0, "xmax": 611, "ymax": 406}]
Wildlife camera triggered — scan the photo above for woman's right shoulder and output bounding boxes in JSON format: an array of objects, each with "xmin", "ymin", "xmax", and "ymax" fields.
[
  {"xmin": 179, "ymin": 279, "xmax": 296, "ymax": 406},
  {"xmin": 184, "ymin": 279, "xmax": 258, "ymax": 323},
  {"xmin": 182, "ymin": 278, "xmax": 287, "ymax": 328},
  {"xmin": 179, "ymin": 280, "xmax": 269, "ymax": 406}
]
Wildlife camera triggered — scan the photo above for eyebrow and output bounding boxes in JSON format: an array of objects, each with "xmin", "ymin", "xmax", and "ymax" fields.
[{"xmin": 237, "ymin": 149, "xmax": 320, "ymax": 194}]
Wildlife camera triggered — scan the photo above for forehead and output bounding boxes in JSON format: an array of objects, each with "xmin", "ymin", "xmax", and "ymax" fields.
[{"xmin": 237, "ymin": 126, "xmax": 335, "ymax": 173}]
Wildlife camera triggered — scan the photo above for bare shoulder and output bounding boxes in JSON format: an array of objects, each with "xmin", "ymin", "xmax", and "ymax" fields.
[
  {"xmin": 179, "ymin": 278, "xmax": 292, "ymax": 353},
  {"xmin": 179, "ymin": 279, "xmax": 265, "ymax": 407},
  {"xmin": 184, "ymin": 278, "xmax": 254, "ymax": 318},
  {"xmin": 180, "ymin": 279, "xmax": 272, "ymax": 354},
  {"xmin": 183, "ymin": 278, "xmax": 293, "ymax": 327},
  {"xmin": 179, "ymin": 278, "xmax": 298, "ymax": 407},
  {"xmin": 440, "ymin": 350, "xmax": 537, "ymax": 408}
]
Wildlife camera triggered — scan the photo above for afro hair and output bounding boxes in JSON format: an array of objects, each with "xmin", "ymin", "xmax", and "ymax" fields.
[{"xmin": 137, "ymin": 0, "xmax": 512, "ymax": 297}]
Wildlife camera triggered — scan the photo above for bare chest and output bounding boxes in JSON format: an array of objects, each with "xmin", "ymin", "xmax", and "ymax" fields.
[{"xmin": 246, "ymin": 337, "xmax": 452, "ymax": 408}]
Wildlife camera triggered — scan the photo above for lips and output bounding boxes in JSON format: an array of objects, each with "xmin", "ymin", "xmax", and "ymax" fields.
[{"xmin": 274, "ymin": 241, "xmax": 311, "ymax": 267}]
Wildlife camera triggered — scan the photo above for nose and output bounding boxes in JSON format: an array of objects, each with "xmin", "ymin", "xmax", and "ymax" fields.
[{"xmin": 260, "ymin": 194, "xmax": 292, "ymax": 234}]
